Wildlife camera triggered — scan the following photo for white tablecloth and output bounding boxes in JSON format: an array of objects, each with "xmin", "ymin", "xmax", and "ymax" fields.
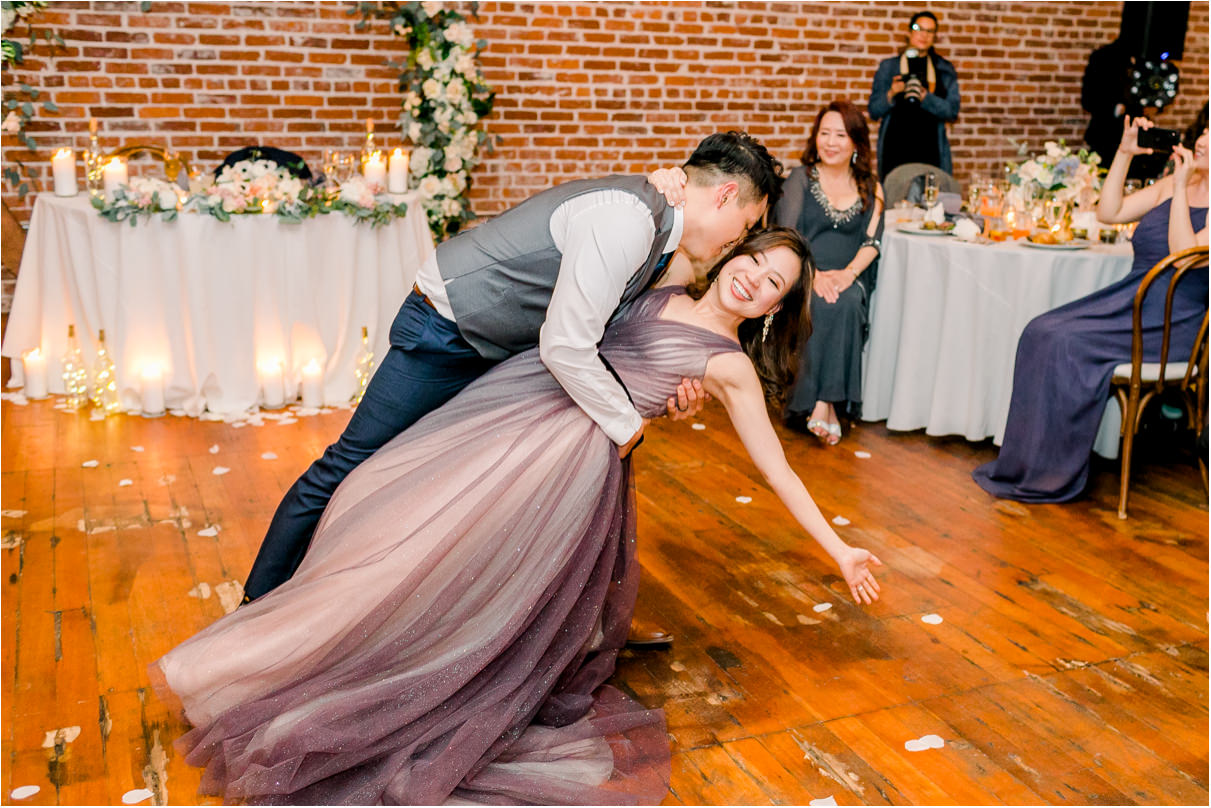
[
  {"xmin": 2, "ymin": 193, "xmax": 434, "ymax": 415},
  {"xmin": 861, "ymin": 222, "xmax": 1134, "ymax": 457}
]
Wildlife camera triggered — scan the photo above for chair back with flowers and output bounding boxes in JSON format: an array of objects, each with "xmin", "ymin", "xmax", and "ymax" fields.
[
  {"xmin": 1111, "ymin": 245, "xmax": 1209, "ymax": 518},
  {"xmin": 215, "ymin": 146, "xmax": 313, "ymax": 183}
]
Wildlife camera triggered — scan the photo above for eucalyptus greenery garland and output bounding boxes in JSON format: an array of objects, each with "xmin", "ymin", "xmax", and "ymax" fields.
[{"xmin": 353, "ymin": 1, "xmax": 495, "ymax": 241}]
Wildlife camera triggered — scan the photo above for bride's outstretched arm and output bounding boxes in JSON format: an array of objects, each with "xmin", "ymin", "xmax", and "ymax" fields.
[{"xmin": 703, "ymin": 352, "xmax": 884, "ymax": 604}]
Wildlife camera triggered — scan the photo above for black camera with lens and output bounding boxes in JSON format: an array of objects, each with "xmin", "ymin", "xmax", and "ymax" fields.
[{"xmin": 899, "ymin": 52, "xmax": 929, "ymax": 104}]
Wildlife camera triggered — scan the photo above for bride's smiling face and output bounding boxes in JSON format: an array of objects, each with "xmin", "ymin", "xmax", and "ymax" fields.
[{"xmin": 714, "ymin": 245, "xmax": 802, "ymax": 318}]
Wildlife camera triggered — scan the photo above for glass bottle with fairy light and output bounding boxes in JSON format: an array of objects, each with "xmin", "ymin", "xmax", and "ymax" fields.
[{"xmin": 353, "ymin": 326, "xmax": 375, "ymax": 405}]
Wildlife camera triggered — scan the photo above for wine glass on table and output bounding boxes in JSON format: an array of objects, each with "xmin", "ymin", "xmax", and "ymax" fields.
[{"xmin": 922, "ymin": 172, "xmax": 939, "ymax": 206}]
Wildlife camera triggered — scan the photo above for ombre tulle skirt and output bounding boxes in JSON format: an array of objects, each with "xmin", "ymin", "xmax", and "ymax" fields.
[{"xmin": 153, "ymin": 286, "xmax": 743, "ymax": 804}]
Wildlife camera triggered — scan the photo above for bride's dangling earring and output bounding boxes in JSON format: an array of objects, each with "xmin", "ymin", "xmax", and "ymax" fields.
[{"xmin": 762, "ymin": 311, "xmax": 774, "ymax": 342}]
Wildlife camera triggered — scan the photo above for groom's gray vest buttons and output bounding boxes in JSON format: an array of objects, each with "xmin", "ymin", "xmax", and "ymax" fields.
[{"xmin": 436, "ymin": 175, "xmax": 676, "ymax": 360}]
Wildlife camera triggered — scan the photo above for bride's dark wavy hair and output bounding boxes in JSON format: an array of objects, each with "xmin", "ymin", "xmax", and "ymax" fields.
[{"xmin": 686, "ymin": 227, "xmax": 815, "ymax": 405}]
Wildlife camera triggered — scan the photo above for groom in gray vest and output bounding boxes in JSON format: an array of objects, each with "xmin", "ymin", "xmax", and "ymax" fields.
[{"xmin": 243, "ymin": 131, "xmax": 782, "ymax": 605}]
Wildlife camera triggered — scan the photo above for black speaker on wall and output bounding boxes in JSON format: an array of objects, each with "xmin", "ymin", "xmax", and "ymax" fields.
[{"xmin": 1119, "ymin": 1, "xmax": 1190, "ymax": 61}]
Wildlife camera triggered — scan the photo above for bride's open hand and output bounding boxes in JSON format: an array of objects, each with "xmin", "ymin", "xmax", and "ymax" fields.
[
  {"xmin": 647, "ymin": 167, "xmax": 688, "ymax": 208},
  {"xmin": 839, "ymin": 546, "xmax": 884, "ymax": 605}
]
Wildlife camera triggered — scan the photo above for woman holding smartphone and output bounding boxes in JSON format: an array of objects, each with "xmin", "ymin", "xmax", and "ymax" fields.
[{"xmin": 973, "ymin": 106, "xmax": 1208, "ymax": 503}]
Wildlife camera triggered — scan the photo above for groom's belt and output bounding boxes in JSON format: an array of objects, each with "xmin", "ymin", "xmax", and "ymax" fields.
[{"xmin": 412, "ymin": 283, "xmax": 438, "ymax": 311}]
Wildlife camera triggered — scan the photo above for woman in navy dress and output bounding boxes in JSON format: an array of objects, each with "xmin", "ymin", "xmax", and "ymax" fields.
[{"xmin": 973, "ymin": 111, "xmax": 1208, "ymax": 502}]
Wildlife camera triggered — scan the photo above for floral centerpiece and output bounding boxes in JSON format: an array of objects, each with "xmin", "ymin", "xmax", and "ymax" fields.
[
  {"xmin": 356, "ymin": 1, "xmax": 496, "ymax": 240},
  {"xmin": 1005, "ymin": 140, "xmax": 1102, "ymax": 207},
  {"xmin": 190, "ymin": 158, "xmax": 315, "ymax": 222},
  {"xmin": 92, "ymin": 175, "xmax": 183, "ymax": 225}
]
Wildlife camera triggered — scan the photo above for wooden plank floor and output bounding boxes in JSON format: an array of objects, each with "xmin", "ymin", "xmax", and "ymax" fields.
[{"xmin": 1, "ymin": 394, "xmax": 1206, "ymax": 805}]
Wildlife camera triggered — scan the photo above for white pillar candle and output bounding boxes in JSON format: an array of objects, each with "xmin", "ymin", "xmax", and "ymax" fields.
[
  {"xmin": 52, "ymin": 149, "xmax": 78, "ymax": 197},
  {"xmin": 21, "ymin": 348, "xmax": 48, "ymax": 399},
  {"xmin": 140, "ymin": 363, "xmax": 166, "ymax": 416},
  {"xmin": 102, "ymin": 157, "xmax": 128, "ymax": 197},
  {"xmin": 363, "ymin": 151, "xmax": 387, "ymax": 190},
  {"xmin": 259, "ymin": 360, "xmax": 285, "ymax": 409},
  {"xmin": 300, "ymin": 358, "xmax": 323, "ymax": 408},
  {"xmin": 388, "ymin": 148, "xmax": 409, "ymax": 193}
]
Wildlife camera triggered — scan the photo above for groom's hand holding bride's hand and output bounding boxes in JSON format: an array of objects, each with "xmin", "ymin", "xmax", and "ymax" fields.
[
  {"xmin": 648, "ymin": 167, "xmax": 689, "ymax": 207},
  {"xmin": 667, "ymin": 377, "xmax": 708, "ymax": 421}
]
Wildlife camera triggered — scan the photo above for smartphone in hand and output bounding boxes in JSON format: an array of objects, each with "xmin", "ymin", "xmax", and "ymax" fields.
[{"xmin": 1137, "ymin": 127, "xmax": 1181, "ymax": 151}]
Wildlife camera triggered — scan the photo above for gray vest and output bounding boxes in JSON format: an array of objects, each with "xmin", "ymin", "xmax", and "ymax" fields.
[{"xmin": 436, "ymin": 175, "xmax": 675, "ymax": 360}]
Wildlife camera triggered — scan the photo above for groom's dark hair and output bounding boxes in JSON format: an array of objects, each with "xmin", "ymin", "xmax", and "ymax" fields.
[{"xmin": 683, "ymin": 131, "xmax": 784, "ymax": 209}]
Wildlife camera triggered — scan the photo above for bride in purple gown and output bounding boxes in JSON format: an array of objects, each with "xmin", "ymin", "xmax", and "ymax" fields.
[{"xmin": 152, "ymin": 228, "xmax": 885, "ymax": 805}]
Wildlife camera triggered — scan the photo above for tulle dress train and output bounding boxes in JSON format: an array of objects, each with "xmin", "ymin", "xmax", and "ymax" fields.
[{"xmin": 151, "ymin": 286, "xmax": 742, "ymax": 804}]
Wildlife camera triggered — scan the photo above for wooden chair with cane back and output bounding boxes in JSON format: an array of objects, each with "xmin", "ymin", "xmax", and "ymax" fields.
[{"xmin": 1110, "ymin": 245, "xmax": 1209, "ymax": 519}]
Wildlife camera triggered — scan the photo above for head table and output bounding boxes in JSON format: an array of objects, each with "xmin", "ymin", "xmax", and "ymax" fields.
[
  {"xmin": 2, "ymin": 192, "xmax": 433, "ymax": 416},
  {"xmin": 861, "ymin": 218, "xmax": 1135, "ymax": 459}
]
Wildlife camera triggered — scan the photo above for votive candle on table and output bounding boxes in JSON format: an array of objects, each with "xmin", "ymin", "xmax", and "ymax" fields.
[
  {"xmin": 102, "ymin": 157, "xmax": 128, "ymax": 197},
  {"xmin": 21, "ymin": 348, "xmax": 48, "ymax": 399},
  {"xmin": 140, "ymin": 363, "xmax": 166, "ymax": 417},
  {"xmin": 388, "ymin": 148, "xmax": 409, "ymax": 193},
  {"xmin": 52, "ymin": 149, "xmax": 78, "ymax": 197},
  {"xmin": 259, "ymin": 360, "xmax": 285, "ymax": 409},
  {"xmin": 363, "ymin": 151, "xmax": 387, "ymax": 189},
  {"xmin": 300, "ymin": 359, "xmax": 323, "ymax": 408}
]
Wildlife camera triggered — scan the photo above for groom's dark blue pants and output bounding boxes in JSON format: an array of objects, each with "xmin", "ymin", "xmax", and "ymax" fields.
[{"xmin": 242, "ymin": 291, "xmax": 497, "ymax": 601}]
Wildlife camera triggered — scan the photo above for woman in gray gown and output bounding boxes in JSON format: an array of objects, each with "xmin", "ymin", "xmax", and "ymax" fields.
[
  {"xmin": 152, "ymin": 228, "xmax": 885, "ymax": 805},
  {"xmin": 773, "ymin": 100, "xmax": 885, "ymax": 444}
]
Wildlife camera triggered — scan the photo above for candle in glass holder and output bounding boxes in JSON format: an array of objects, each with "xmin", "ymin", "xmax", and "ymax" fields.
[
  {"xmin": 300, "ymin": 359, "xmax": 323, "ymax": 408},
  {"xmin": 388, "ymin": 148, "xmax": 409, "ymax": 193},
  {"xmin": 363, "ymin": 151, "xmax": 387, "ymax": 190},
  {"xmin": 52, "ymin": 149, "xmax": 78, "ymax": 197},
  {"xmin": 102, "ymin": 157, "xmax": 128, "ymax": 197},
  {"xmin": 140, "ymin": 363, "xmax": 166, "ymax": 417},
  {"xmin": 259, "ymin": 359, "xmax": 285, "ymax": 409},
  {"xmin": 21, "ymin": 348, "xmax": 48, "ymax": 399}
]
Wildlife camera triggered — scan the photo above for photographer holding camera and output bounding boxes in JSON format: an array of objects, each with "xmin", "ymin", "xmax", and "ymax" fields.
[{"xmin": 868, "ymin": 11, "xmax": 960, "ymax": 181}]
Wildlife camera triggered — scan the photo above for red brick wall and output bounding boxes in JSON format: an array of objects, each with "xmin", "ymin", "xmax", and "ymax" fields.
[{"xmin": 3, "ymin": 1, "xmax": 1207, "ymax": 223}]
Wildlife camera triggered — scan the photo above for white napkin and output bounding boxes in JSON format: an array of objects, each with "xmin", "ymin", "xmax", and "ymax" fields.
[
  {"xmin": 924, "ymin": 203, "xmax": 945, "ymax": 225},
  {"xmin": 953, "ymin": 218, "xmax": 981, "ymax": 241},
  {"xmin": 1071, "ymin": 210, "xmax": 1099, "ymax": 237}
]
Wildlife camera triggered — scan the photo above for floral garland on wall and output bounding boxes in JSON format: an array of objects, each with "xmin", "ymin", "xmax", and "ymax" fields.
[
  {"xmin": 354, "ymin": 1, "xmax": 496, "ymax": 241},
  {"xmin": 2, "ymin": 0, "xmax": 62, "ymax": 196}
]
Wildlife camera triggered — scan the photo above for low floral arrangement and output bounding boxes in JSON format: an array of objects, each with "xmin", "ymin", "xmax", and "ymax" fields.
[
  {"xmin": 1005, "ymin": 140, "xmax": 1102, "ymax": 205},
  {"xmin": 92, "ymin": 176, "xmax": 183, "ymax": 225},
  {"xmin": 91, "ymin": 159, "xmax": 408, "ymax": 227},
  {"xmin": 192, "ymin": 158, "xmax": 315, "ymax": 222}
]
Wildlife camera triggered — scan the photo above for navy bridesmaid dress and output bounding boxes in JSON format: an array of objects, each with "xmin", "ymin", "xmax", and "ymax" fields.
[{"xmin": 973, "ymin": 199, "xmax": 1208, "ymax": 503}]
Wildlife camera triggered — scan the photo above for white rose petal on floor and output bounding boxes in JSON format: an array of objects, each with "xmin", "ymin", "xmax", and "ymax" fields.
[
  {"xmin": 81, "ymin": 460, "xmax": 99, "ymax": 468},
  {"xmin": 832, "ymin": 515, "xmax": 850, "ymax": 526},
  {"xmin": 9, "ymin": 786, "xmax": 40, "ymax": 800},
  {"xmin": 735, "ymin": 496, "xmax": 752, "ymax": 504},
  {"xmin": 212, "ymin": 466, "xmax": 230, "ymax": 476},
  {"xmin": 904, "ymin": 734, "xmax": 945, "ymax": 752},
  {"xmin": 921, "ymin": 613, "xmax": 943, "ymax": 625},
  {"xmin": 812, "ymin": 602, "xmax": 832, "ymax": 613},
  {"xmin": 854, "ymin": 450, "xmax": 871, "ymax": 459}
]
